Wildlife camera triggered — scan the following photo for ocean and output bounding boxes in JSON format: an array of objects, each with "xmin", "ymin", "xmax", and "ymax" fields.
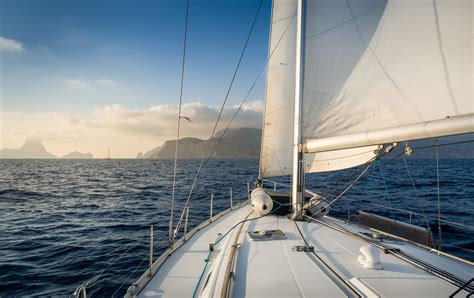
[{"xmin": 0, "ymin": 158, "xmax": 472, "ymax": 296}]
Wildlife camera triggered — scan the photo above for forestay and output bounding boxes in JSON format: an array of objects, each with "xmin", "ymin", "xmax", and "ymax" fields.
[{"xmin": 260, "ymin": 0, "xmax": 473, "ymax": 177}]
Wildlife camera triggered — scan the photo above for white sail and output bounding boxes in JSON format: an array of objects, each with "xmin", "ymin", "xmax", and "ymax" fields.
[
  {"xmin": 303, "ymin": 0, "xmax": 473, "ymax": 147},
  {"xmin": 261, "ymin": 0, "xmax": 473, "ymax": 177},
  {"xmin": 260, "ymin": 0, "xmax": 297, "ymax": 177}
]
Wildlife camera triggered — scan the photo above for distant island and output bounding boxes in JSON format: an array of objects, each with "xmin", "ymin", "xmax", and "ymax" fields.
[
  {"xmin": 137, "ymin": 127, "xmax": 261, "ymax": 159},
  {"xmin": 61, "ymin": 151, "xmax": 94, "ymax": 159},
  {"xmin": 0, "ymin": 138, "xmax": 56, "ymax": 159},
  {"xmin": 0, "ymin": 138, "xmax": 94, "ymax": 159}
]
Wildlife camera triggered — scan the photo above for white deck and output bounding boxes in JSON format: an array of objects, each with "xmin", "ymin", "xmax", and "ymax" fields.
[{"xmin": 129, "ymin": 204, "xmax": 472, "ymax": 297}]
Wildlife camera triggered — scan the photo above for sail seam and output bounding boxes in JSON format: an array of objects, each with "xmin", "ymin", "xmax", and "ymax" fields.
[{"xmin": 432, "ymin": 0, "xmax": 459, "ymax": 115}]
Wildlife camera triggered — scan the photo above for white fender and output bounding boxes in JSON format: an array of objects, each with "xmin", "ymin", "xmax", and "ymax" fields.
[{"xmin": 250, "ymin": 188, "xmax": 273, "ymax": 216}]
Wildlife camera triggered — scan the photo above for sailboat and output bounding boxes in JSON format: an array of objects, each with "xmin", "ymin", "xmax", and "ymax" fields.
[
  {"xmin": 108, "ymin": 0, "xmax": 472, "ymax": 297},
  {"xmin": 106, "ymin": 148, "xmax": 111, "ymax": 160}
]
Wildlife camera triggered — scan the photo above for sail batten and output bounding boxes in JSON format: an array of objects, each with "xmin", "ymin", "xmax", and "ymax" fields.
[
  {"xmin": 260, "ymin": 0, "xmax": 473, "ymax": 178},
  {"xmin": 305, "ymin": 113, "xmax": 474, "ymax": 153}
]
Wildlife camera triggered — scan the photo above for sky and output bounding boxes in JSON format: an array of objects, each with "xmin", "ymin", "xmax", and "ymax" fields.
[{"xmin": 0, "ymin": 0, "xmax": 271, "ymax": 157}]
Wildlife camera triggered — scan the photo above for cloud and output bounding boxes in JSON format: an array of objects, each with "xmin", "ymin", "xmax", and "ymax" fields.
[
  {"xmin": 0, "ymin": 36, "xmax": 25, "ymax": 53},
  {"xmin": 65, "ymin": 79, "xmax": 90, "ymax": 89},
  {"xmin": 1, "ymin": 100, "xmax": 263, "ymax": 158},
  {"xmin": 95, "ymin": 79, "xmax": 119, "ymax": 87},
  {"xmin": 97, "ymin": 100, "xmax": 263, "ymax": 138}
]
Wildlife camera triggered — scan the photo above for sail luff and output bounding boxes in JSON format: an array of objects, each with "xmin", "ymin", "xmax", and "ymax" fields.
[
  {"xmin": 258, "ymin": 0, "xmax": 275, "ymax": 180},
  {"xmin": 304, "ymin": 113, "xmax": 474, "ymax": 153}
]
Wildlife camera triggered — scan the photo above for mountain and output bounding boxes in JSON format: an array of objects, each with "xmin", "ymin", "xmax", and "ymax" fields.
[
  {"xmin": 138, "ymin": 145, "xmax": 163, "ymax": 159},
  {"xmin": 140, "ymin": 127, "xmax": 261, "ymax": 159},
  {"xmin": 0, "ymin": 138, "xmax": 57, "ymax": 159},
  {"xmin": 60, "ymin": 151, "xmax": 94, "ymax": 159}
]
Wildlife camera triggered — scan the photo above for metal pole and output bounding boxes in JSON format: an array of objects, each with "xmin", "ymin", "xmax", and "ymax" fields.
[
  {"xmin": 210, "ymin": 193, "xmax": 214, "ymax": 222},
  {"xmin": 436, "ymin": 143, "xmax": 442, "ymax": 249},
  {"xmin": 291, "ymin": 0, "xmax": 306, "ymax": 220},
  {"xmin": 409, "ymin": 211, "xmax": 412, "ymax": 224},
  {"xmin": 274, "ymin": 181, "xmax": 277, "ymax": 192},
  {"xmin": 149, "ymin": 225, "xmax": 153, "ymax": 277},
  {"xmin": 230, "ymin": 187, "xmax": 233, "ymax": 210},
  {"xmin": 82, "ymin": 287, "xmax": 86, "ymax": 298},
  {"xmin": 184, "ymin": 205, "xmax": 189, "ymax": 241}
]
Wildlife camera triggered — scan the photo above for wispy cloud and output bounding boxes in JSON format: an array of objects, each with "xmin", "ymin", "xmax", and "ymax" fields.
[
  {"xmin": 97, "ymin": 100, "xmax": 263, "ymax": 138},
  {"xmin": 65, "ymin": 79, "xmax": 90, "ymax": 89},
  {"xmin": 0, "ymin": 36, "xmax": 25, "ymax": 53},
  {"xmin": 95, "ymin": 79, "xmax": 118, "ymax": 87},
  {"xmin": 1, "ymin": 100, "xmax": 263, "ymax": 157}
]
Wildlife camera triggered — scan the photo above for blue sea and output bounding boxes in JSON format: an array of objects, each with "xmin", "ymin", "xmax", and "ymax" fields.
[{"xmin": 0, "ymin": 158, "xmax": 472, "ymax": 296}]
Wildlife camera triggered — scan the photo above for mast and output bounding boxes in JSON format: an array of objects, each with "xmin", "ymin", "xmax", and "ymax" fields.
[{"xmin": 291, "ymin": 0, "xmax": 305, "ymax": 220}]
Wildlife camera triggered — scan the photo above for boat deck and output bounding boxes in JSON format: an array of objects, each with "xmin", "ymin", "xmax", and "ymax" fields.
[{"xmin": 128, "ymin": 203, "xmax": 472, "ymax": 297}]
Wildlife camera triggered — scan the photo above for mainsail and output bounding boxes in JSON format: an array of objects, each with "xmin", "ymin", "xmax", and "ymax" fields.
[{"xmin": 260, "ymin": 0, "xmax": 473, "ymax": 178}]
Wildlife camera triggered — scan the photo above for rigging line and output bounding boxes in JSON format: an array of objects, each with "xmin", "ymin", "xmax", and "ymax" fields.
[
  {"xmin": 173, "ymin": 2, "xmax": 292, "ymax": 240},
  {"xmin": 84, "ymin": 231, "xmax": 148, "ymax": 287},
  {"xmin": 201, "ymin": 67, "xmax": 265, "ymax": 170},
  {"xmin": 413, "ymin": 139, "xmax": 474, "ymax": 150},
  {"xmin": 436, "ymin": 140, "xmax": 442, "ymax": 249},
  {"xmin": 349, "ymin": 161, "xmax": 377, "ymax": 220},
  {"xmin": 169, "ymin": 0, "xmax": 191, "ymax": 248},
  {"xmin": 305, "ymin": 161, "xmax": 374, "ymax": 218},
  {"xmin": 317, "ymin": 150, "xmax": 390, "ymax": 201},
  {"xmin": 111, "ymin": 254, "xmax": 149, "ymax": 297},
  {"xmin": 402, "ymin": 155, "xmax": 430, "ymax": 230},
  {"xmin": 376, "ymin": 158, "xmax": 397, "ymax": 222},
  {"xmin": 201, "ymin": 12, "xmax": 297, "ymax": 170},
  {"xmin": 380, "ymin": 139, "xmax": 474, "ymax": 167},
  {"xmin": 448, "ymin": 245, "xmax": 474, "ymax": 254},
  {"xmin": 183, "ymin": 0, "xmax": 263, "ymax": 205}
]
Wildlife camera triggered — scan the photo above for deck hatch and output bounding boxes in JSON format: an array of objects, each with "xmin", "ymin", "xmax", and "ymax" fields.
[{"xmin": 247, "ymin": 229, "xmax": 286, "ymax": 241}]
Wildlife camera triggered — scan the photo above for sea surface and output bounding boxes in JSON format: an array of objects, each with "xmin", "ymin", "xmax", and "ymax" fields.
[{"xmin": 0, "ymin": 158, "xmax": 472, "ymax": 296}]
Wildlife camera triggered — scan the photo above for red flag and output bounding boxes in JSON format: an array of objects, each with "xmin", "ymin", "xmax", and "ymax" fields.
[{"xmin": 179, "ymin": 116, "xmax": 193, "ymax": 123}]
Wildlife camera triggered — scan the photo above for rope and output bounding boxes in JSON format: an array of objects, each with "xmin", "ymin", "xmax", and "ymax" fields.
[
  {"xmin": 173, "ymin": 0, "xmax": 264, "ymax": 240},
  {"xmin": 413, "ymin": 139, "xmax": 474, "ymax": 150},
  {"xmin": 402, "ymin": 155, "xmax": 430, "ymax": 229},
  {"xmin": 303, "ymin": 161, "xmax": 374, "ymax": 218},
  {"xmin": 201, "ymin": 12, "xmax": 297, "ymax": 170},
  {"xmin": 169, "ymin": 0, "xmax": 191, "ymax": 247},
  {"xmin": 111, "ymin": 254, "xmax": 149, "ymax": 297},
  {"xmin": 350, "ymin": 161, "xmax": 377, "ymax": 220},
  {"xmin": 83, "ymin": 231, "xmax": 148, "ymax": 288},
  {"xmin": 376, "ymin": 158, "xmax": 397, "ymax": 222},
  {"xmin": 172, "ymin": 4, "xmax": 294, "ymax": 241},
  {"xmin": 380, "ymin": 139, "xmax": 474, "ymax": 167}
]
